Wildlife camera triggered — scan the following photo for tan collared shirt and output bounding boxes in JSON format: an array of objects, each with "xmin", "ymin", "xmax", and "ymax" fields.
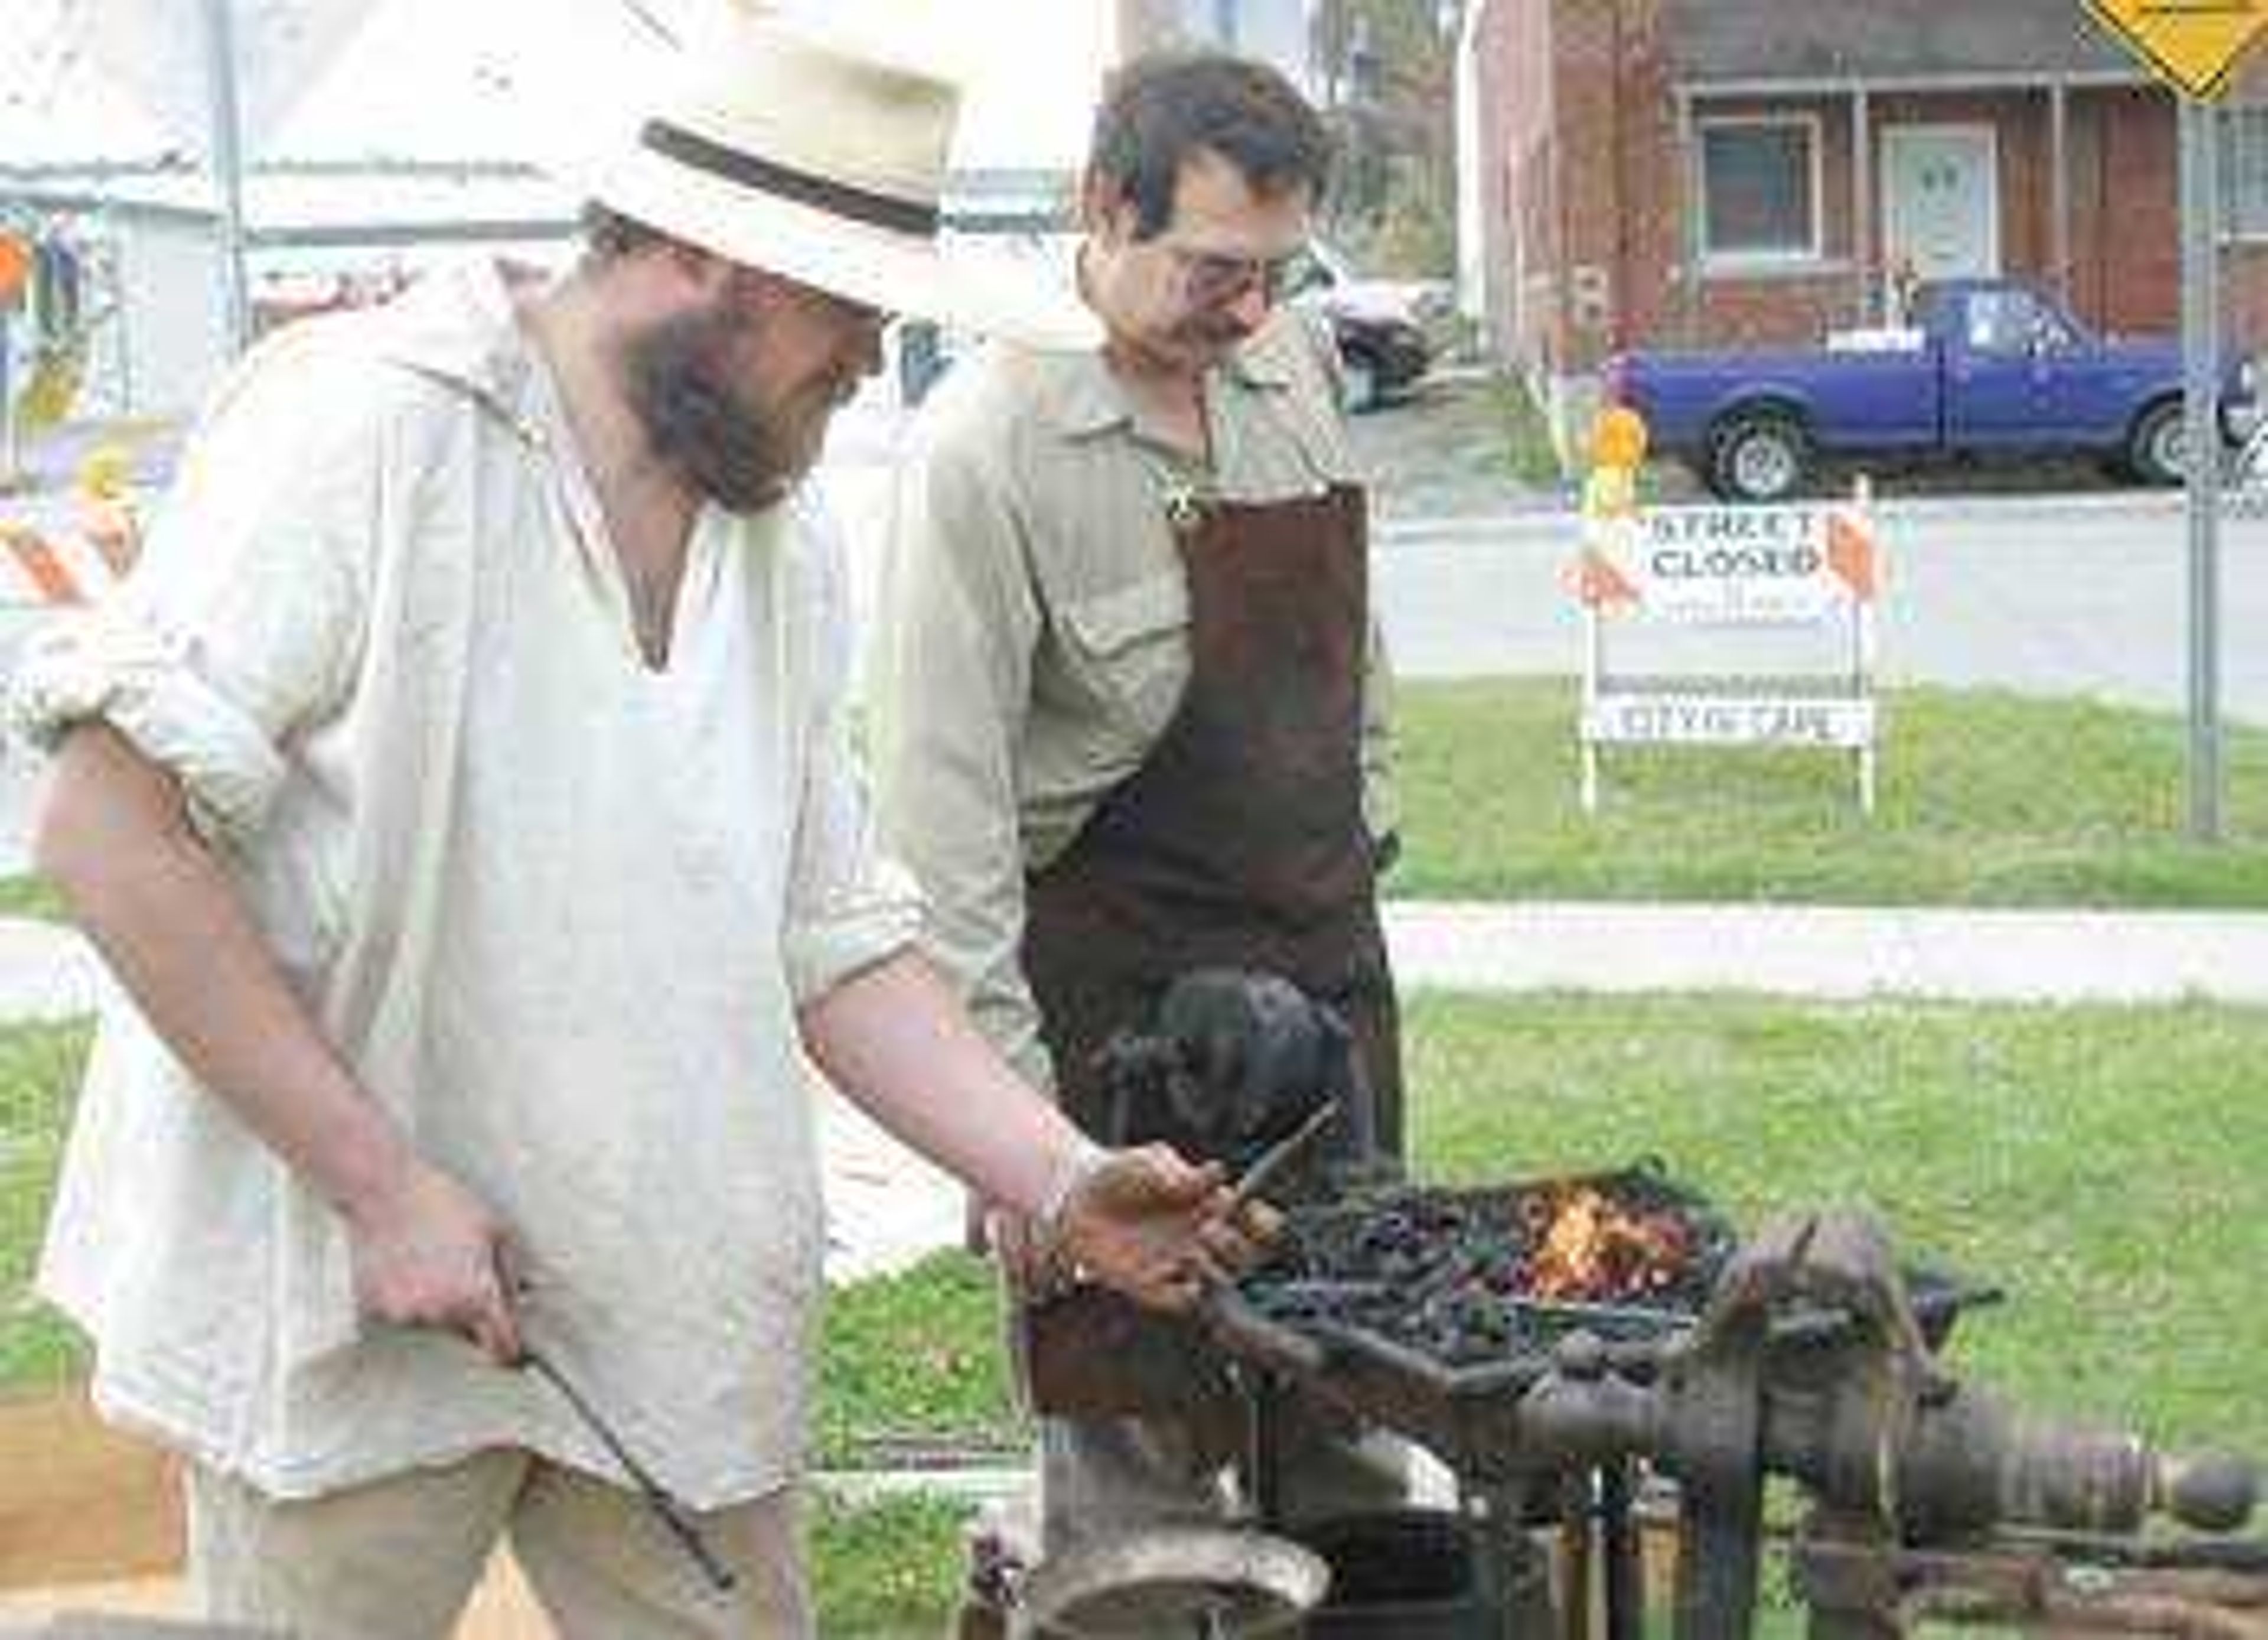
[
  {"xmin": 12, "ymin": 263, "xmax": 921, "ymax": 1507},
  {"xmin": 870, "ymin": 311, "xmax": 1394, "ymax": 1092}
]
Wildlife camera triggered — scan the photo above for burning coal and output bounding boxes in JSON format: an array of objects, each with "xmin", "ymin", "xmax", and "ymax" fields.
[
  {"xmin": 1521, "ymin": 1183, "xmax": 1698, "ymax": 1304},
  {"xmin": 1241, "ymin": 1167, "xmax": 1737, "ymax": 1367}
]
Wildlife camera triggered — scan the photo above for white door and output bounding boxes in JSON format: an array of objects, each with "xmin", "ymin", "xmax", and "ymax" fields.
[{"xmin": 1882, "ymin": 125, "xmax": 2000, "ymax": 283}]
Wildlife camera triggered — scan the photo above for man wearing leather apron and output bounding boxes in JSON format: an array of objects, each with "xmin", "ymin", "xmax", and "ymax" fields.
[{"xmin": 874, "ymin": 50, "xmax": 1405, "ymax": 1560}]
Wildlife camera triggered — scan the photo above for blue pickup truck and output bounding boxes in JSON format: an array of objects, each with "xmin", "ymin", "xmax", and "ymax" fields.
[{"xmin": 1604, "ymin": 279, "xmax": 2256, "ymax": 502}]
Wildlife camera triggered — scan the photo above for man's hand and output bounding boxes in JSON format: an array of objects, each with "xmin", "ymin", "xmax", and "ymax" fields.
[
  {"xmin": 984, "ymin": 1206, "xmax": 1069, "ymax": 1300},
  {"xmin": 1051, "ymin": 1143, "xmax": 1276, "ymax": 1312},
  {"xmin": 342, "ymin": 1156, "xmax": 523, "ymax": 1364}
]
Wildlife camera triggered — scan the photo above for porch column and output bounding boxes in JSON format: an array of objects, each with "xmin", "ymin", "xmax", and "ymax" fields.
[
  {"xmin": 2050, "ymin": 79, "xmax": 2071, "ymax": 306},
  {"xmin": 1852, "ymin": 84, "xmax": 1873, "ymax": 322}
]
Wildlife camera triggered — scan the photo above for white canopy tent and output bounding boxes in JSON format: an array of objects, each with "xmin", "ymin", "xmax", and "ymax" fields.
[
  {"xmin": 1, "ymin": 0, "xmax": 1109, "ymax": 434},
  {"xmin": 2, "ymin": 1, "xmax": 1106, "ymax": 350},
  {"xmin": 4, "ymin": 1, "xmax": 1109, "ymax": 189}
]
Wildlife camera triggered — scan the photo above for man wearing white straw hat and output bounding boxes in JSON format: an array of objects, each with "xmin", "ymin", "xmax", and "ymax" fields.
[{"xmin": 8, "ymin": 9, "xmax": 1262, "ymax": 1637}]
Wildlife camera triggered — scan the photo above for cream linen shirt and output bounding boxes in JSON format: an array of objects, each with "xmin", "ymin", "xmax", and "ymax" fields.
[
  {"xmin": 10, "ymin": 263, "xmax": 921, "ymax": 1508},
  {"xmin": 869, "ymin": 311, "xmax": 1394, "ymax": 1094}
]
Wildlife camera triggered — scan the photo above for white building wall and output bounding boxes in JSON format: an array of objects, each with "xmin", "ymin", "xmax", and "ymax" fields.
[{"xmin": 109, "ymin": 216, "xmax": 229, "ymax": 419}]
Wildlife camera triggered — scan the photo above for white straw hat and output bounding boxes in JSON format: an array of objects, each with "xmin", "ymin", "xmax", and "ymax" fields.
[{"xmin": 572, "ymin": 5, "xmax": 1097, "ymax": 349}]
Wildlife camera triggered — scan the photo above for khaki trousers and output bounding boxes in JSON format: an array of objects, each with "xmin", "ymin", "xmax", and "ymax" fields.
[{"xmin": 187, "ymin": 1452, "xmax": 810, "ymax": 1640}]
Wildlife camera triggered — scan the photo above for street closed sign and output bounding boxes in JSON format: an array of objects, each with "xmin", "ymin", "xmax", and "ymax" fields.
[
  {"xmin": 1573, "ymin": 494, "xmax": 1883, "ymax": 812},
  {"xmin": 1581, "ymin": 503, "xmax": 1876, "ymax": 625},
  {"xmin": 2083, "ymin": 0, "xmax": 2268, "ymax": 101},
  {"xmin": 1585, "ymin": 693, "xmax": 1877, "ymax": 750}
]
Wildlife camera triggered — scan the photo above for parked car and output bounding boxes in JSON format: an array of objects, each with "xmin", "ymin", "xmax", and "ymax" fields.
[
  {"xmin": 1284, "ymin": 240, "xmax": 1448, "ymax": 413},
  {"xmin": 1604, "ymin": 278, "xmax": 2257, "ymax": 502},
  {"xmin": 895, "ymin": 238, "xmax": 1448, "ymax": 415}
]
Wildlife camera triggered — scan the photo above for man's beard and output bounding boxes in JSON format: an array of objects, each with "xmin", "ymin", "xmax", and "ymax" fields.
[{"xmin": 622, "ymin": 297, "xmax": 797, "ymax": 514}]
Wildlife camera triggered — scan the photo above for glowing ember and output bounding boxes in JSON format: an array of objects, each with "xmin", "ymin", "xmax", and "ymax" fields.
[
  {"xmin": 1243, "ymin": 1170, "xmax": 1739, "ymax": 1366},
  {"xmin": 1521, "ymin": 1185, "xmax": 1695, "ymax": 1302}
]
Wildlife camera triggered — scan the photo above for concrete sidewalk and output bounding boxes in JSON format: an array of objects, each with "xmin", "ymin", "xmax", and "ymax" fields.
[
  {"xmin": 8, "ymin": 900, "xmax": 2267, "ymax": 1283},
  {"xmin": 9, "ymin": 900, "xmax": 2266, "ymax": 1024},
  {"xmin": 1386, "ymin": 900, "xmax": 2268, "ymax": 1005}
]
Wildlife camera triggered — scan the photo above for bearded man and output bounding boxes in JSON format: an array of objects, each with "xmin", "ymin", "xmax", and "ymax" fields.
[{"xmin": 8, "ymin": 14, "xmax": 1257, "ymax": 1638}]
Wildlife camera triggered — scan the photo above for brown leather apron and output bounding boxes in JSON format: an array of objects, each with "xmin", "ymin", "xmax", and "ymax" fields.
[{"xmin": 1021, "ymin": 481, "xmax": 1403, "ymax": 1164}]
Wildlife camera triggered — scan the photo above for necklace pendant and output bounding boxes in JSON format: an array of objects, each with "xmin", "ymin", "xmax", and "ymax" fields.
[{"xmin": 1161, "ymin": 475, "xmax": 1205, "ymax": 534}]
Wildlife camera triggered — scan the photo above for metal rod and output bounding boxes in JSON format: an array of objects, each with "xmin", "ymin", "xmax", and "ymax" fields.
[
  {"xmin": 199, "ymin": 0, "xmax": 252, "ymax": 353},
  {"xmin": 522, "ymin": 1350, "xmax": 738, "ymax": 1593},
  {"xmin": 1224, "ymin": 1099, "xmax": 1340, "ymax": 1213}
]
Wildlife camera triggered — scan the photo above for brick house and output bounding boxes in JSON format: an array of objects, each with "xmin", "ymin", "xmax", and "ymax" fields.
[{"xmin": 1461, "ymin": 0, "xmax": 2268, "ymax": 447}]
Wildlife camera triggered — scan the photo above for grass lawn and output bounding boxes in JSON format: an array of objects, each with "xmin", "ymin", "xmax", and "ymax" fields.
[
  {"xmin": 6, "ymin": 988, "xmax": 2265, "ymax": 1632},
  {"xmin": 815, "ymin": 1250, "xmax": 1018, "ymax": 1470},
  {"xmin": 1392, "ymin": 678, "xmax": 2268, "ymax": 905},
  {"xmin": 1407, "ymin": 990, "xmax": 2268, "ymax": 1459},
  {"xmin": 808, "ymin": 1492, "xmax": 972, "ymax": 1637},
  {"xmin": 1494, "ymin": 375, "xmax": 1566, "ymax": 489},
  {"xmin": 807, "ymin": 989, "xmax": 2268, "ymax": 1473},
  {"xmin": 0, "ymin": 877, "xmax": 63, "ymax": 922},
  {"xmin": 0, "ymin": 1022, "xmax": 92, "ymax": 1389},
  {"xmin": 799, "ymin": 987, "xmax": 2268, "ymax": 1631},
  {"xmin": 1, "ymin": 680, "xmax": 2264, "ymax": 917}
]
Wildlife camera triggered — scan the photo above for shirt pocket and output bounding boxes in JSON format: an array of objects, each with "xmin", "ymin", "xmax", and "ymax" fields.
[
  {"xmin": 1272, "ymin": 388, "xmax": 1358, "ymax": 489},
  {"xmin": 1052, "ymin": 570, "xmax": 1191, "ymax": 740}
]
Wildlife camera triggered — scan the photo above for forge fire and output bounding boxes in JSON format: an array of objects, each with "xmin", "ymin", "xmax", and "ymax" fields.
[{"xmin": 1241, "ymin": 1168, "xmax": 1739, "ymax": 1366}]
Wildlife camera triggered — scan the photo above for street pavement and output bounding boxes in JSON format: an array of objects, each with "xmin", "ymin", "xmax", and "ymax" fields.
[{"xmin": 1368, "ymin": 493, "xmax": 2268, "ymax": 721}]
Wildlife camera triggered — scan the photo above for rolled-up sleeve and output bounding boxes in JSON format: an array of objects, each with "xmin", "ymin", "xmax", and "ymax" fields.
[
  {"xmin": 868, "ymin": 405, "xmax": 1056, "ymax": 1092},
  {"xmin": 782, "ymin": 497, "xmax": 924, "ymax": 1004},
  {"xmin": 7, "ymin": 332, "xmax": 372, "ymax": 844}
]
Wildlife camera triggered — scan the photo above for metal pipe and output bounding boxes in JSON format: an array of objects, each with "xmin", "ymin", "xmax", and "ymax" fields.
[
  {"xmin": 2051, "ymin": 79, "xmax": 2071, "ymax": 307},
  {"xmin": 200, "ymin": 0, "xmax": 252, "ymax": 353},
  {"xmin": 2179, "ymin": 96, "xmax": 2225, "ymax": 841},
  {"xmin": 1852, "ymin": 84, "xmax": 1872, "ymax": 323},
  {"xmin": 522, "ymin": 1350, "xmax": 738, "ymax": 1593}
]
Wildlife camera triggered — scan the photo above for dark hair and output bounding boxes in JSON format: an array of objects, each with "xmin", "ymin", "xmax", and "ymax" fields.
[
  {"xmin": 579, "ymin": 201, "xmax": 679, "ymax": 267},
  {"xmin": 1087, "ymin": 51, "xmax": 1331, "ymax": 240}
]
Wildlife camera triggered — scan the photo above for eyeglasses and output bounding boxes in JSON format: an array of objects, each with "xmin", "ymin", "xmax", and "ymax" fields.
[{"xmin": 1171, "ymin": 243, "xmax": 1308, "ymax": 309}]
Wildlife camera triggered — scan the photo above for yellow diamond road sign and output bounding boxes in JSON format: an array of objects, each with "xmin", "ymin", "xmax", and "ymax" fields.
[{"xmin": 2085, "ymin": 0, "xmax": 2268, "ymax": 101}]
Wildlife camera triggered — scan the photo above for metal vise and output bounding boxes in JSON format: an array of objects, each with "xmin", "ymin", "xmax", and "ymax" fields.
[{"xmin": 1516, "ymin": 1209, "xmax": 2262, "ymax": 1639}]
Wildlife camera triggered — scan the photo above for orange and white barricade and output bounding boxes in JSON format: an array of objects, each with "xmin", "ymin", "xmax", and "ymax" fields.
[
  {"xmin": 1572, "ymin": 476, "xmax": 1884, "ymax": 814},
  {"xmin": 0, "ymin": 490, "xmax": 136, "ymax": 608}
]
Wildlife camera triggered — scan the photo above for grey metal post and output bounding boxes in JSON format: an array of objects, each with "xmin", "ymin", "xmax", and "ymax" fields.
[
  {"xmin": 201, "ymin": 0, "xmax": 252, "ymax": 353},
  {"xmin": 2179, "ymin": 96, "xmax": 2224, "ymax": 841},
  {"xmin": 1852, "ymin": 85, "xmax": 1872, "ymax": 323},
  {"xmin": 1678, "ymin": 89, "xmax": 1701, "ymax": 345},
  {"xmin": 2050, "ymin": 80, "xmax": 2071, "ymax": 307}
]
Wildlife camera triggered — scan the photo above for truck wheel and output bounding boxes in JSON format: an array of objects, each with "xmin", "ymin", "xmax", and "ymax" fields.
[
  {"xmin": 1709, "ymin": 412, "xmax": 1809, "ymax": 503},
  {"xmin": 2127, "ymin": 401, "xmax": 2186, "ymax": 487}
]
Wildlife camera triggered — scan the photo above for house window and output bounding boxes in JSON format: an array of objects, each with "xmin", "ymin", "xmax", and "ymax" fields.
[
  {"xmin": 1699, "ymin": 115, "xmax": 1821, "ymax": 264},
  {"xmin": 2221, "ymin": 106, "xmax": 2268, "ymax": 239}
]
